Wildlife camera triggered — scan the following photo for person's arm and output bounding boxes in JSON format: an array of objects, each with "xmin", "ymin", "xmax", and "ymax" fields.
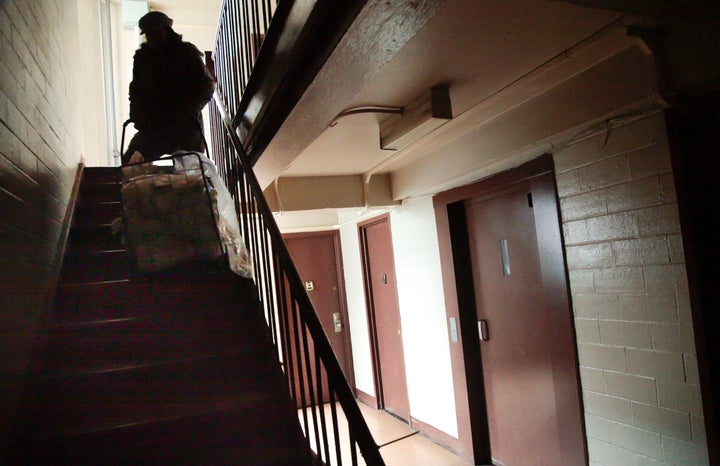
[
  {"xmin": 180, "ymin": 43, "xmax": 216, "ymax": 115},
  {"xmin": 128, "ymin": 50, "xmax": 150, "ymax": 129}
]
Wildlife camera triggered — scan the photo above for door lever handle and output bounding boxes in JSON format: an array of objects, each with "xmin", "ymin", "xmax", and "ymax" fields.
[{"xmin": 478, "ymin": 320, "xmax": 489, "ymax": 341}]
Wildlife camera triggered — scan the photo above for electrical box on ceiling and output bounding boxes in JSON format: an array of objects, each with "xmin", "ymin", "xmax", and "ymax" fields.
[
  {"xmin": 122, "ymin": 0, "xmax": 149, "ymax": 29},
  {"xmin": 380, "ymin": 84, "xmax": 452, "ymax": 151}
]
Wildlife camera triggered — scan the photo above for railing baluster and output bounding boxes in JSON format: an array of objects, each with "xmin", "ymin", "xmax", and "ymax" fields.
[
  {"xmin": 262, "ymin": 220, "xmax": 279, "ymax": 343},
  {"xmin": 350, "ymin": 429, "xmax": 358, "ymax": 466},
  {"xmin": 299, "ymin": 304, "xmax": 321, "ymax": 460},
  {"xmin": 316, "ymin": 353, "xmax": 331, "ymax": 464},
  {"xmin": 276, "ymin": 265, "xmax": 294, "ymax": 388},
  {"xmin": 251, "ymin": 0, "xmax": 261, "ymax": 62},
  {"xmin": 290, "ymin": 293, "xmax": 310, "ymax": 437},
  {"xmin": 241, "ymin": 0, "xmax": 252, "ymax": 89},
  {"xmin": 224, "ymin": 3, "xmax": 235, "ymax": 114},
  {"xmin": 330, "ymin": 390, "xmax": 343, "ymax": 465}
]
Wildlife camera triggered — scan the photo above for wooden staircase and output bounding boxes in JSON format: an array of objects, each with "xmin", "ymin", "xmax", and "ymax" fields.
[{"xmin": 7, "ymin": 167, "xmax": 312, "ymax": 465}]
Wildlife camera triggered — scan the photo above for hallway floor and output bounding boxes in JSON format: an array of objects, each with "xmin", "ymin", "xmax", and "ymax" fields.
[{"xmin": 300, "ymin": 402, "xmax": 472, "ymax": 465}]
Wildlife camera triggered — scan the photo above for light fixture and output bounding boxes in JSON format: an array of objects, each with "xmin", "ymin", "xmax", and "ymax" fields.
[{"xmin": 380, "ymin": 84, "xmax": 452, "ymax": 150}]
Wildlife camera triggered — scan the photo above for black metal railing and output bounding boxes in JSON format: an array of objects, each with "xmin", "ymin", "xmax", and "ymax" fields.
[
  {"xmin": 212, "ymin": 0, "xmax": 276, "ymax": 127},
  {"xmin": 209, "ymin": 1, "xmax": 384, "ymax": 465}
]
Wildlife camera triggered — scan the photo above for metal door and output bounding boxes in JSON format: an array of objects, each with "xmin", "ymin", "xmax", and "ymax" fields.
[
  {"xmin": 285, "ymin": 231, "xmax": 353, "ymax": 406},
  {"xmin": 465, "ymin": 184, "xmax": 580, "ymax": 465},
  {"xmin": 360, "ymin": 215, "xmax": 411, "ymax": 422}
]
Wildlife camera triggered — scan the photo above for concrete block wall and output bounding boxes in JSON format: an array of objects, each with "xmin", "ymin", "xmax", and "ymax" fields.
[
  {"xmin": 554, "ymin": 113, "xmax": 709, "ymax": 465},
  {"xmin": 0, "ymin": 0, "xmax": 82, "ymax": 444}
]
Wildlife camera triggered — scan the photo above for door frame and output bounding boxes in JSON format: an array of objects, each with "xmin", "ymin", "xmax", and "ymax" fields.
[
  {"xmin": 282, "ymin": 230, "xmax": 355, "ymax": 390},
  {"xmin": 432, "ymin": 154, "xmax": 587, "ymax": 464},
  {"xmin": 665, "ymin": 91, "xmax": 720, "ymax": 463},
  {"xmin": 357, "ymin": 213, "xmax": 409, "ymax": 416}
]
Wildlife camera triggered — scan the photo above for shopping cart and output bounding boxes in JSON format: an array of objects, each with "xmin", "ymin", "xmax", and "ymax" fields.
[{"xmin": 118, "ymin": 120, "xmax": 251, "ymax": 277}]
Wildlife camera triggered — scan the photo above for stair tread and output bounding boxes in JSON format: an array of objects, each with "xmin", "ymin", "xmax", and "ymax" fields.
[
  {"xmin": 26, "ymin": 353, "xmax": 289, "ymax": 438},
  {"xmin": 40, "ymin": 343, "xmax": 267, "ymax": 379},
  {"xmin": 12, "ymin": 404, "xmax": 311, "ymax": 465},
  {"xmin": 67, "ymin": 224, "xmax": 122, "ymax": 251},
  {"xmin": 59, "ymin": 249, "xmax": 131, "ymax": 284},
  {"xmin": 52, "ymin": 276, "xmax": 259, "ymax": 324},
  {"xmin": 63, "ymin": 248, "xmax": 128, "ymax": 256},
  {"xmin": 43, "ymin": 312, "xmax": 272, "ymax": 373},
  {"xmin": 27, "ymin": 390, "xmax": 290, "ymax": 440}
]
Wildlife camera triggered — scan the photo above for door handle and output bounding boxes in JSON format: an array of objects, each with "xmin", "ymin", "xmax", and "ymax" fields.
[
  {"xmin": 478, "ymin": 320, "xmax": 489, "ymax": 341},
  {"xmin": 333, "ymin": 312, "xmax": 342, "ymax": 333}
]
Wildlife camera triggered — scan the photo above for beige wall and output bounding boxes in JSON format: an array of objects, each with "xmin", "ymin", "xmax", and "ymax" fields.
[
  {"xmin": 77, "ymin": 0, "xmax": 110, "ymax": 166},
  {"xmin": 0, "ymin": 0, "xmax": 84, "ymax": 444},
  {"xmin": 554, "ymin": 113, "xmax": 708, "ymax": 465}
]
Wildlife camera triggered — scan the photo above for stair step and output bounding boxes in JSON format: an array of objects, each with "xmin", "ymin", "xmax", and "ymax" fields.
[
  {"xmin": 80, "ymin": 181, "xmax": 121, "ymax": 203},
  {"xmin": 60, "ymin": 250, "xmax": 130, "ymax": 284},
  {"xmin": 11, "ymin": 403, "xmax": 311, "ymax": 465},
  {"xmin": 43, "ymin": 309, "xmax": 271, "ymax": 373},
  {"xmin": 52, "ymin": 280, "xmax": 137, "ymax": 323},
  {"xmin": 52, "ymin": 274, "xmax": 258, "ymax": 324},
  {"xmin": 26, "ymin": 353, "xmax": 290, "ymax": 440},
  {"xmin": 67, "ymin": 224, "xmax": 123, "ymax": 253},
  {"xmin": 83, "ymin": 167, "xmax": 119, "ymax": 184},
  {"xmin": 73, "ymin": 201, "xmax": 123, "ymax": 226}
]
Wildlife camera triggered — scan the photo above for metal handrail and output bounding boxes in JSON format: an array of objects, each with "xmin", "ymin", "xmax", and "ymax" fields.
[{"xmin": 209, "ymin": 1, "xmax": 385, "ymax": 464}]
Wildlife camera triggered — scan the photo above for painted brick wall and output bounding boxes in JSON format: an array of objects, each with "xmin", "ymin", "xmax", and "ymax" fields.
[
  {"xmin": 554, "ymin": 113, "xmax": 709, "ymax": 465},
  {"xmin": 0, "ymin": 0, "xmax": 82, "ymax": 443}
]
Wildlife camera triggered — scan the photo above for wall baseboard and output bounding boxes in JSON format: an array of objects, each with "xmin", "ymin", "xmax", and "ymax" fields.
[
  {"xmin": 355, "ymin": 388, "xmax": 377, "ymax": 408},
  {"xmin": 410, "ymin": 416, "xmax": 461, "ymax": 453}
]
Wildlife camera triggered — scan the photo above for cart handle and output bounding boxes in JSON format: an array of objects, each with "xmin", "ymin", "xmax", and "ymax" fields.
[{"xmin": 120, "ymin": 118, "xmax": 211, "ymax": 163}]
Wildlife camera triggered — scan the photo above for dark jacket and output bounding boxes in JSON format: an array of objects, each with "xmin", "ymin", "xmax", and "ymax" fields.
[{"xmin": 124, "ymin": 34, "xmax": 215, "ymax": 162}]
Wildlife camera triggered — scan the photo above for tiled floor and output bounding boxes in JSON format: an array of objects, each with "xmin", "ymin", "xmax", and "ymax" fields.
[{"xmin": 299, "ymin": 402, "xmax": 472, "ymax": 465}]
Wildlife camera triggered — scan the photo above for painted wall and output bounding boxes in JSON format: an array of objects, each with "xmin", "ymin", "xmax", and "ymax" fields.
[
  {"xmin": 555, "ymin": 113, "xmax": 708, "ymax": 465},
  {"xmin": 77, "ymin": 0, "xmax": 109, "ymax": 166},
  {"xmin": 339, "ymin": 199, "xmax": 458, "ymax": 439},
  {"xmin": 339, "ymin": 221, "xmax": 375, "ymax": 398},
  {"xmin": 0, "ymin": 0, "xmax": 84, "ymax": 444},
  {"xmin": 388, "ymin": 196, "xmax": 457, "ymax": 437}
]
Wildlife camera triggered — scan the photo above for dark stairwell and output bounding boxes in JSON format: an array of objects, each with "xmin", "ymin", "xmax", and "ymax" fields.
[
  {"xmin": 4, "ymin": 1, "xmax": 387, "ymax": 463},
  {"xmin": 6, "ymin": 166, "xmax": 313, "ymax": 465}
]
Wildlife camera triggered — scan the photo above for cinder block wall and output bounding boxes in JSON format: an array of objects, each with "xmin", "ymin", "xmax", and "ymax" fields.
[
  {"xmin": 0, "ymin": 0, "xmax": 82, "ymax": 443},
  {"xmin": 554, "ymin": 113, "xmax": 709, "ymax": 465}
]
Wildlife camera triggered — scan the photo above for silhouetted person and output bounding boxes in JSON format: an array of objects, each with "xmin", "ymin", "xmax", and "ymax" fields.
[{"xmin": 122, "ymin": 11, "xmax": 215, "ymax": 164}]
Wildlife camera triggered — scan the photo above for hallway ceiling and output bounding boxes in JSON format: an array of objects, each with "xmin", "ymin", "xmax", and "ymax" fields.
[
  {"xmin": 254, "ymin": 0, "xmax": 646, "ymax": 194},
  {"xmin": 277, "ymin": 0, "xmax": 622, "ymax": 178}
]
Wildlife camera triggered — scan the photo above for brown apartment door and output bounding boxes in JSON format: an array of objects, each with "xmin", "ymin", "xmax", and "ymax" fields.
[
  {"xmin": 463, "ymin": 172, "xmax": 585, "ymax": 465},
  {"xmin": 359, "ymin": 215, "xmax": 411, "ymax": 422},
  {"xmin": 284, "ymin": 231, "xmax": 353, "ymax": 405}
]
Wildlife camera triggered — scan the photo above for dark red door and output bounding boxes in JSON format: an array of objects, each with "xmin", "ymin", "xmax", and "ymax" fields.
[
  {"xmin": 465, "ymin": 184, "xmax": 581, "ymax": 465},
  {"xmin": 360, "ymin": 216, "xmax": 411, "ymax": 422},
  {"xmin": 285, "ymin": 232, "xmax": 353, "ymax": 406}
]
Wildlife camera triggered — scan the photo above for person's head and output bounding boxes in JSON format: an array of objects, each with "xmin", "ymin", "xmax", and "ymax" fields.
[{"xmin": 138, "ymin": 11, "xmax": 174, "ymax": 46}]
